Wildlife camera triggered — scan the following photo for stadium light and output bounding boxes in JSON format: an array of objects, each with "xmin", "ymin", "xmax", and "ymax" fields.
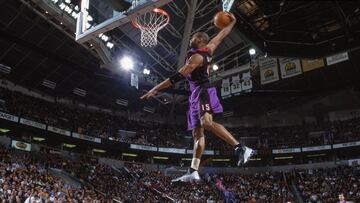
[
  {"xmin": 59, "ymin": 3, "xmax": 66, "ymax": 10},
  {"xmin": 143, "ymin": 68, "xmax": 150, "ymax": 75},
  {"xmin": 212, "ymin": 64, "xmax": 219, "ymax": 71},
  {"xmin": 71, "ymin": 11, "xmax": 78, "ymax": 19},
  {"xmin": 106, "ymin": 42, "xmax": 114, "ymax": 49},
  {"xmin": 101, "ymin": 34, "xmax": 109, "ymax": 42},
  {"xmin": 249, "ymin": 48, "xmax": 256, "ymax": 55},
  {"xmin": 120, "ymin": 56, "xmax": 134, "ymax": 70},
  {"xmin": 64, "ymin": 6, "xmax": 72, "ymax": 14}
]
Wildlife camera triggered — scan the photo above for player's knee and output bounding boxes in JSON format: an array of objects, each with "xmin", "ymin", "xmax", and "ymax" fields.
[
  {"xmin": 202, "ymin": 118, "xmax": 214, "ymax": 130},
  {"xmin": 192, "ymin": 128, "xmax": 204, "ymax": 139},
  {"xmin": 201, "ymin": 113, "xmax": 214, "ymax": 130}
]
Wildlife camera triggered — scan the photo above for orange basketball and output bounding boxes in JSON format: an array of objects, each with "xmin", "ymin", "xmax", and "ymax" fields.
[{"xmin": 214, "ymin": 11, "xmax": 233, "ymax": 29}]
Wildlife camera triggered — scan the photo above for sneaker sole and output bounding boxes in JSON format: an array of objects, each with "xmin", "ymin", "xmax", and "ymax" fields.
[
  {"xmin": 171, "ymin": 174, "xmax": 200, "ymax": 183},
  {"xmin": 243, "ymin": 147, "xmax": 254, "ymax": 164}
]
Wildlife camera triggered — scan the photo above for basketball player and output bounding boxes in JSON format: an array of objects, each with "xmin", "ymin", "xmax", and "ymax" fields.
[{"xmin": 141, "ymin": 12, "xmax": 253, "ymax": 182}]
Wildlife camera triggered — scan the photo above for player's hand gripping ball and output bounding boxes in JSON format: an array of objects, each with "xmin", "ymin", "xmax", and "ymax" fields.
[{"xmin": 214, "ymin": 11, "xmax": 236, "ymax": 29}]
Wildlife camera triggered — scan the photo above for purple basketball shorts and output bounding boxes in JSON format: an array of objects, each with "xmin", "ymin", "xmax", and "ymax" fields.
[{"xmin": 187, "ymin": 86, "xmax": 223, "ymax": 131}]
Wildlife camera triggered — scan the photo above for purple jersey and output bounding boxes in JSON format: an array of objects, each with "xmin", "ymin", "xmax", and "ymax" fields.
[
  {"xmin": 185, "ymin": 48, "xmax": 212, "ymax": 92},
  {"xmin": 186, "ymin": 47, "xmax": 223, "ymax": 130}
]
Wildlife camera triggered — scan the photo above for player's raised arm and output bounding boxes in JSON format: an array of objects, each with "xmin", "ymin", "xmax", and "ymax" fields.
[
  {"xmin": 140, "ymin": 54, "xmax": 203, "ymax": 100},
  {"xmin": 207, "ymin": 12, "xmax": 237, "ymax": 55}
]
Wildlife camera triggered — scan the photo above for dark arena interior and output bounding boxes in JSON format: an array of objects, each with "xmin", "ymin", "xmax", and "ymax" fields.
[{"xmin": 1, "ymin": 0, "xmax": 360, "ymax": 202}]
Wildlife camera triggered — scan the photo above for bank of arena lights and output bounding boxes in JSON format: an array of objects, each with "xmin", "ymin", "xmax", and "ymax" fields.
[{"xmin": 49, "ymin": 0, "xmax": 116, "ymax": 50}]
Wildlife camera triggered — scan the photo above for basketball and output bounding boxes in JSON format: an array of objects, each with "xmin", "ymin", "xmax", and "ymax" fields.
[{"xmin": 214, "ymin": 11, "xmax": 233, "ymax": 29}]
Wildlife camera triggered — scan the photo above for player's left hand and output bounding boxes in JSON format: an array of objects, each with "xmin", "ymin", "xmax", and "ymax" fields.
[
  {"xmin": 140, "ymin": 89, "xmax": 158, "ymax": 100},
  {"xmin": 226, "ymin": 12, "xmax": 237, "ymax": 24}
]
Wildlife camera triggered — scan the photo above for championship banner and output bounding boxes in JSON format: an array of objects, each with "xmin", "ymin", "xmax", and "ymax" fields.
[
  {"xmin": 130, "ymin": 144, "xmax": 157, "ymax": 151},
  {"xmin": 11, "ymin": 140, "xmax": 31, "ymax": 152},
  {"xmin": 230, "ymin": 75, "xmax": 241, "ymax": 95},
  {"xmin": 158, "ymin": 147, "xmax": 186, "ymax": 154},
  {"xmin": 0, "ymin": 112, "xmax": 19, "ymax": 123},
  {"xmin": 302, "ymin": 145, "xmax": 331, "ymax": 152},
  {"xmin": 47, "ymin": 126, "xmax": 71, "ymax": 136},
  {"xmin": 272, "ymin": 148, "xmax": 301, "ymax": 154},
  {"xmin": 72, "ymin": 132, "xmax": 101, "ymax": 143},
  {"xmin": 221, "ymin": 78, "xmax": 231, "ymax": 99},
  {"xmin": 279, "ymin": 58, "xmax": 302, "ymax": 79},
  {"xmin": 301, "ymin": 58, "xmax": 325, "ymax": 72},
  {"xmin": 333, "ymin": 141, "xmax": 360, "ymax": 149},
  {"xmin": 241, "ymin": 71, "xmax": 252, "ymax": 92},
  {"xmin": 259, "ymin": 57, "xmax": 279, "ymax": 84},
  {"xmin": 326, "ymin": 52, "xmax": 349, "ymax": 66},
  {"xmin": 20, "ymin": 118, "xmax": 46, "ymax": 130}
]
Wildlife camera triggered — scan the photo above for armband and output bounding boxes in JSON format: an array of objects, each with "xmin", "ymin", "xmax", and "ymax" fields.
[{"xmin": 169, "ymin": 72, "xmax": 185, "ymax": 84}]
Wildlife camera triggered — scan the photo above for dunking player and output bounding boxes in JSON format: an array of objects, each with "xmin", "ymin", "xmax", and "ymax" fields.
[{"xmin": 140, "ymin": 12, "xmax": 253, "ymax": 182}]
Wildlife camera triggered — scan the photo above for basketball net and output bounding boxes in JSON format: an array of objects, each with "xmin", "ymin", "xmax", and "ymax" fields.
[{"xmin": 132, "ymin": 8, "xmax": 170, "ymax": 47}]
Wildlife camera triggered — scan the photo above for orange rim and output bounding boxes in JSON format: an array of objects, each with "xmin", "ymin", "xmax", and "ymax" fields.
[{"xmin": 132, "ymin": 8, "xmax": 170, "ymax": 29}]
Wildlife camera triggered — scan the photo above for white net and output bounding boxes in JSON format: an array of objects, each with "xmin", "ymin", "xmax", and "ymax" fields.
[{"xmin": 133, "ymin": 8, "xmax": 169, "ymax": 47}]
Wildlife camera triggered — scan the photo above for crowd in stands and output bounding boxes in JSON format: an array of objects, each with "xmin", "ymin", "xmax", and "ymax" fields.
[
  {"xmin": 1, "ymin": 144, "xmax": 296, "ymax": 202},
  {"xmin": 296, "ymin": 166, "xmax": 360, "ymax": 203},
  {"xmin": 0, "ymin": 147, "xmax": 104, "ymax": 202},
  {"xmin": 38, "ymin": 147, "xmax": 294, "ymax": 203},
  {"xmin": 1, "ymin": 87, "xmax": 360, "ymax": 152},
  {"xmin": 3, "ymin": 144, "xmax": 360, "ymax": 202}
]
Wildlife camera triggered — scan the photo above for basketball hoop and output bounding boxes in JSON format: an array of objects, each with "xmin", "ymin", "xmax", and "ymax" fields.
[{"xmin": 132, "ymin": 8, "xmax": 170, "ymax": 47}]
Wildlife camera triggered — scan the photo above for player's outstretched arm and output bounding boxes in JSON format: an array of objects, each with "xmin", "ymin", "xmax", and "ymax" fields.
[
  {"xmin": 207, "ymin": 12, "xmax": 237, "ymax": 55},
  {"xmin": 140, "ymin": 54, "xmax": 203, "ymax": 100}
]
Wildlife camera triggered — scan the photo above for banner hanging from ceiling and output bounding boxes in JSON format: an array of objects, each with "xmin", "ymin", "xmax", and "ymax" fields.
[
  {"xmin": 279, "ymin": 58, "xmax": 302, "ymax": 79},
  {"xmin": 259, "ymin": 57, "xmax": 279, "ymax": 84},
  {"xmin": 301, "ymin": 58, "xmax": 325, "ymax": 72}
]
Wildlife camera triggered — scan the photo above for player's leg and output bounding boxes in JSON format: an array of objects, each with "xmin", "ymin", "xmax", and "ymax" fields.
[
  {"xmin": 202, "ymin": 112, "xmax": 254, "ymax": 166},
  {"xmin": 171, "ymin": 127, "xmax": 203, "ymax": 183},
  {"xmin": 202, "ymin": 113, "xmax": 238, "ymax": 146},
  {"xmin": 191, "ymin": 127, "xmax": 205, "ymax": 172}
]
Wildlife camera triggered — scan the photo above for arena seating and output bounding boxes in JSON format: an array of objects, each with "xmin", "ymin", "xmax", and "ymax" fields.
[
  {"xmin": 0, "ymin": 146, "xmax": 297, "ymax": 202},
  {"xmin": 1, "ymin": 87, "xmax": 360, "ymax": 152},
  {"xmin": 0, "ymin": 147, "xmax": 104, "ymax": 202},
  {"xmin": 296, "ymin": 166, "xmax": 360, "ymax": 203},
  {"xmin": 3, "ymin": 145, "xmax": 360, "ymax": 202}
]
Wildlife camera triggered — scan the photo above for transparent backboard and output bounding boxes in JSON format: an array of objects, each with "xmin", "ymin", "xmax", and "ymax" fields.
[{"xmin": 76, "ymin": 0, "xmax": 172, "ymax": 43}]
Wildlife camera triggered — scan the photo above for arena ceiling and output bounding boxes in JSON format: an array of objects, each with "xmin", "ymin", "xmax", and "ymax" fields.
[
  {"xmin": 233, "ymin": 0, "xmax": 360, "ymax": 57},
  {"xmin": 0, "ymin": 0, "xmax": 360, "ymax": 116}
]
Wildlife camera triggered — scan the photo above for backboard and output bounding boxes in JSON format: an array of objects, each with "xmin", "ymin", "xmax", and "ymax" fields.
[
  {"xmin": 75, "ymin": 0, "xmax": 172, "ymax": 43},
  {"xmin": 222, "ymin": 0, "xmax": 235, "ymax": 11}
]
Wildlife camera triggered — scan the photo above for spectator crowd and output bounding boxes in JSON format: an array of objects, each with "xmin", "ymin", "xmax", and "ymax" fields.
[
  {"xmin": 1, "ymin": 87, "xmax": 360, "ymax": 152},
  {"xmin": 296, "ymin": 166, "xmax": 360, "ymax": 203},
  {"xmin": 1, "ymin": 145, "xmax": 296, "ymax": 202},
  {"xmin": 0, "ymin": 147, "xmax": 104, "ymax": 202},
  {"xmin": 2, "ymin": 144, "xmax": 360, "ymax": 202}
]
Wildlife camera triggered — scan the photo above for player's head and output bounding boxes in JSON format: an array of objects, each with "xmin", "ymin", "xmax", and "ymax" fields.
[
  {"xmin": 190, "ymin": 32, "xmax": 209, "ymax": 48},
  {"xmin": 338, "ymin": 193, "xmax": 345, "ymax": 201}
]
